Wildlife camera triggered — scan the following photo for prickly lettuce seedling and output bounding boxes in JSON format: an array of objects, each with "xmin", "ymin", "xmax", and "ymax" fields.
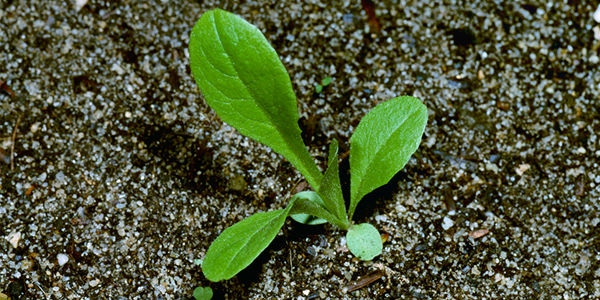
[{"xmin": 189, "ymin": 9, "xmax": 427, "ymax": 282}]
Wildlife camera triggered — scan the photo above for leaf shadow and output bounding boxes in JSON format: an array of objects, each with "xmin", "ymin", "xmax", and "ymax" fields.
[
  {"xmin": 339, "ymin": 156, "xmax": 411, "ymax": 222},
  {"xmin": 352, "ymin": 172, "xmax": 408, "ymax": 221},
  {"xmin": 130, "ymin": 120, "xmax": 225, "ymax": 195}
]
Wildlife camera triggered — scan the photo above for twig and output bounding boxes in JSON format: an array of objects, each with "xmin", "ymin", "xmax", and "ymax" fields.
[
  {"xmin": 344, "ymin": 269, "xmax": 385, "ymax": 293},
  {"xmin": 10, "ymin": 114, "xmax": 22, "ymax": 171}
]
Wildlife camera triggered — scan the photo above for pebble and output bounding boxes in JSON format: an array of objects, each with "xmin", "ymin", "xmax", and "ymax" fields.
[
  {"xmin": 57, "ymin": 254, "xmax": 69, "ymax": 266},
  {"xmin": 89, "ymin": 279, "xmax": 100, "ymax": 287},
  {"xmin": 4, "ymin": 232, "xmax": 21, "ymax": 249},
  {"xmin": 441, "ymin": 217, "xmax": 454, "ymax": 231}
]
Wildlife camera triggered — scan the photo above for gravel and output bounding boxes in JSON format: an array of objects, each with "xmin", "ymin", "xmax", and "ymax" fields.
[{"xmin": 1, "ymin": 0, "xmax": 599, "ymax": 299}]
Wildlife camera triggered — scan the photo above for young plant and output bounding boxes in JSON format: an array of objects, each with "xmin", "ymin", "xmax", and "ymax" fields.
[
  {"xmin": 189, "ymin": 9, "xmax": 427, "ymax": 282},
  {"xmin": 315, "ymin": 76, "xmax": 333, "ymax": 93}
]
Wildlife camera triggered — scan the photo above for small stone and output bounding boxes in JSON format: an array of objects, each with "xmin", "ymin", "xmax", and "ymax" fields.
[
  {"xmin": 30, "ymin": 122, "xmax": 39, "ymax": 133},
  {"xmin": 6, "ymin": 232, "xmax": 21, "ymax": 248},
  {"xmin": 74, "ymin": 0, "xmax": 88, "ymax": 11},
  {"xmin": 441, "ymin": 216, "xmax": 454, "ymax": 231},
  {"xmin": 515, "ymin": 164, "xmax": 530, "ymax": 176},
  {"xmin": 57, "ymin": 253, "xmax": 69, "ymax": 266},
  {"xmin": 590, "ymin": 55, "xmax": 599, "ymax": 64},
  {"xmin": 374, "ymin": 215, "xmax": 388, "ymax": 222},
  {"xmin": 343, "ymin": 14, "xmax": 354, "ymax": 24},
  {"xmin": 302, "ymin": 289, "xmax": 310, "ymax": 296},
  {"xmin": 89, "ymin": 279, "xmax": 100, "ymax": 287},
  {"xmin": 594, "ymin": 5, "xmax": 600, "ymax": 23},
  {"xmin": 111, "ymin": 63, "xmax": 125, "ymax": 75},
  {"xmin": 477, "ymin": 69, "xmax": 485, "ymax": 80}
]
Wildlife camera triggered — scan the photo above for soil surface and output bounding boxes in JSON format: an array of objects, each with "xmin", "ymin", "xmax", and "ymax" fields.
[{"xmin": 1, "ymin": 0, "xmax": 599, "ymax": 299}]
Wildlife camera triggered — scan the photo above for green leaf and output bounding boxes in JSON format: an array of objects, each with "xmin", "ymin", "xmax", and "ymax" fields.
[
  {"xmin": 317, "ymin": 140, "xmax": 347, "ymax": 223},
  {"xmin": 348, "ymin": 96, "xmax": 427, "ymax": 219},
  {"xmin": 315, "ymin": 83, "xmax": 323, "ymax": 93},
  {"xmin": 346, "ymin": 223, "xmax": 382, "ymax": 260},
  {"xmin": 193, "ymin": 286, "xmax": 213, "ymax": 300},
  {"xmin": 289, "ymin": 191, "xmax": 347, "ymax": 230},
  {"xmin": 290, "ymin": 141, "xmax": 348, "ymax": 229},
  {"xmin": 189, "ymin": 9, "xmax": 322, "ymax": 189},
  {"xmin": 202, "ymin": 206, "xmax": 292, "ymax": 282},
  {"xmin": 289, "ymin": 191, "xmax": 328, "ymax": 225},
  {"xmin": 289, "ymin": 213, "xmax": 327, "ymax": 225},
  {"xmin": 321, "ymin": 76, "xmax": 333, "ymax": 86}
]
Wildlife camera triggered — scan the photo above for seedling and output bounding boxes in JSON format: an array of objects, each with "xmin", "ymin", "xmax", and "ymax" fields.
[
  {"xmin": 189, "ymin": 9, "xmax": 427, "ymax": 282},
  {"xmin": 315, "ymin": 76, "xmax": 333, "ymax": 93}
]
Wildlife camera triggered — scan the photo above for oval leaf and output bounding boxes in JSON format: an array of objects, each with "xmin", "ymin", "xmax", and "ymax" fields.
[
  {"xmin": 189, "ymin": 9, "xmax": 321, "ymax": 188},
  {"xmin": 346, "ymin": 223, "xmax": 382, "ymax": 261},
  {"xmin": 202, "ymin": 207, "xmax": 291, "ymax": 282},
  {"xmin": 348, "ymin": 96, "xmax": 427, "ymax": 218}
]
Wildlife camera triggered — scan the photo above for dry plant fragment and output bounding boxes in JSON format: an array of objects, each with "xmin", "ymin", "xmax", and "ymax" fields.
[
  {"xmin": 469, "ymin": 228, "xmax": 490, "ymax": 239},
  {"xmin": 361, "ymin": 0, "xmax": 381, "ymax": 33},
  {"xmin": 0, "ymin": 80, "xmax": 16, "ymax": 97},
  {"xmin": 345, "ymin": 269, "xmax": 385, "ymax": 293},
  {"xmin": 10, "ymin": 114, "xmax": 22, "ymax": 170}
]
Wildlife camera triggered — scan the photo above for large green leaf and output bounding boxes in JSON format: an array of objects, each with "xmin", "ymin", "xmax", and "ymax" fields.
[
  {"xmin": 317, "ymin": 140, "xmax": 347, "ymax": 223},
  {"xmin": 348, "ymin": 96, "xmax": 427, "ymax": 219},
  {"xmin": 189, "ymin": 9, "xmax": 321, "ymax": 189},
  {"xmin": 202, "ymin": 206, "xmax": 292, "ymax": 282}
]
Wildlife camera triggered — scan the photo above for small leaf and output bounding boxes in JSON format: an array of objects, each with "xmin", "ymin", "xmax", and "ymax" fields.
[
  {"xmin": 202, "ymin": 206, "xmax": 292, "ymax": 281},
  {"xmin": 189, "ymin": 9, "xmax": 322, "ymax": 189},
  {"xmin": 289, "ymin": 213, "xmax": 328, "ymax": 225},
  {"xmin": 317, "ymin": 140, "xmax": 347, "ymax": 225},
  {"xmin": 193, "ymin": 286, "xmax": 213, "ymax": 300},
  {"xmin": 346, "ymin": 223, "xmax": 382, "ymax": 260},
  {"xmin": 289, "ymin": 191, "xmax": 328, "ymax": 225},
  {"xmin": 348, "ymin": 96, "xmax": 427, "ymax": 218},
  {"xmin": 289, "ymin": 191, "xmax": 347, "ymax": 229},
  {"xmin": 315, "ymin": 83, "xmax": 323, "ymax": 93},
  {"xmin": 321, "ymin": 76, "xmax": 333, "ymax": 86}
]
